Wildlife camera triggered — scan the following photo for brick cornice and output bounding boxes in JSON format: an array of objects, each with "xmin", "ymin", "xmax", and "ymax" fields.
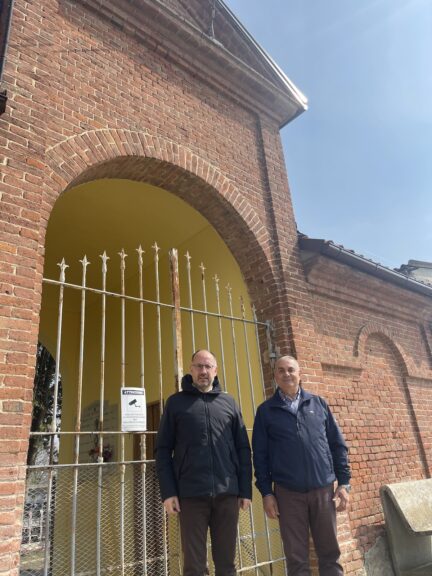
[{"xmin": 73, "ymin": 0, "xmax": 305, "ymax": 126}]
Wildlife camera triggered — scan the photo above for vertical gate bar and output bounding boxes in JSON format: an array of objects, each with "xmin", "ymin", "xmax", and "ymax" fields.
[
  {"xmin": 169, "ymin": 249, "xmax": 183, "ymax": 392},
  {"xmin": 137, "ymin": 246, "xmax": 148, "ymax": 576},
  {"xmin": 153, "ymin": 243, "xmax": 163, "ymax": 416},
  {"xmin": 252, "ymin": 307, "xmax": 266, "ymax": 401},
  {"xmin": 266, "ymin": 318, "xmax": 285, "ymax": 571},
  {"xmin": 213, "ymin": 275, "xmax": 227, "ymax": 391},
  {"xmin": 199, "ymin": 262, "xmax": 210, "ymax": 349},
  {"xmin": 252, "ymin": 307, "xmax": 273, "ymax": 564},
  {"xmin": 266, "ymin": 321, "xmax": 277, "ymax": 374},
  {"xmin": 266, "ymin": 320, "xmax": 287, "ymax": 574},
  {"xmin": 153, "ymin": 242, "xmax": 168, "ymax": 576},
  {"xmin": 185, "ymin": 252, "xmax": 196, "ymax": 352},
  {"xmin": 96, "ymin": 251, "xmax": 109, "ymax": 576},
  {"xmin": 71, "ymin": 256, "xmax": 90, "ymax": 576},
  {"xmin": 43, "ymin": 258, "xmax": 68, "ymax": 576},
  {"xmin": 119, "ymin": 249, "xmax": 127, "ymax": 576},
  {"xmin": 226, "ymin": 285, "xmax": 242, "ymax": 411},
  {"xmin": 265, "ymin": 319, "xmax": 280, "ymax": 576},
  {"xmin": 169, "ymin": 248, "xmax": 184, "ymax": 576},
  {"xmin": 240, "ymin": 298, "xmax": 257, "ymax": 414},
  {"xmin": 240, "ymin": 298, "xmax": 259, "ymax": 575},
  {"xmin": 225, "ymin": 284, "xmax": 243, "ymax": 571}
]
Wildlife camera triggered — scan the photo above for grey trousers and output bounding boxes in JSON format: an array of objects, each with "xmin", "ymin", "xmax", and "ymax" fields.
[
  {"xmin": 275, "ymin": 484, "xmax": 344, "ymax": 576},
  {"xmin": 179, "ymin": 495, "xmax": 239, "ymax": 576}
]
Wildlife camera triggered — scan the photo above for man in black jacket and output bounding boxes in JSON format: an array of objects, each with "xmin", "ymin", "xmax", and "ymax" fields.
[
  {"xmin": 156, "ymin": 349, "xmax": 252, "ymax": 576},
  {"xmin": 252, "ymin": 356, "xmax": 351, "ymax": 576}
]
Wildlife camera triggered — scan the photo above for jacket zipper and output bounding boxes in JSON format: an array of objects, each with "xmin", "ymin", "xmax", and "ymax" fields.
[
  {"xmin": 281, "ymin": 403, "xmax": 307, "ymax": 490},
  {"xmin": 297, "ymin": 401, "xmax": 310, "ymax": 490},
  {"xmin": 204, "ymin": 395, "xmax": 215, "ymax": 496}
]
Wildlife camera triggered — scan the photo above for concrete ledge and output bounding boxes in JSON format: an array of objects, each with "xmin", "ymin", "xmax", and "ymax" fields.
[{"xmin": 380, "ymin": 478, "xmax": 432, "ymax": 576}]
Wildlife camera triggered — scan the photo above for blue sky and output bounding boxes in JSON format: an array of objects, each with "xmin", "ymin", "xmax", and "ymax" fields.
[{"xmin": 225, "ymin": 0, "xmax": 432, "ymax": 268}]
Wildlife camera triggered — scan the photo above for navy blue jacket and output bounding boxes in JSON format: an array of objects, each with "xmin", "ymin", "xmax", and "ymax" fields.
[
  {"xmin": 252, "ymin": 388, "xmax": 350, "ymax": 496},
  {"xmin": 156, "ymin": 375, "xmax": 252, "ymax": 501}
]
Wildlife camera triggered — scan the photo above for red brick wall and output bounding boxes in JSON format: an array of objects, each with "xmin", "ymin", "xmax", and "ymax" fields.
[
  {"xmin": 304, "ymin": 255, "xmax": 432, "ymax": 573},
  {"xmin": 0, "ymin": 0, "xmax": 431, "ymax": 574}
]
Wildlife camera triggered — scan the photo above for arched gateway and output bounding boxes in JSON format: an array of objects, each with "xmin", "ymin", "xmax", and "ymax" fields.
[{"xmin": 19, "ymin": 155, "xmax": 288, "ymax": 576}]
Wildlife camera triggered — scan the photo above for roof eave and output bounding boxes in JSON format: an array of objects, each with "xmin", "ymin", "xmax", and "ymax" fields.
[
  {"xmin": 75, "ymin": 0, "xmax": 307, "ymax": 127},
  {"xmin": 218, "ymin": 0, "xmax": 308, "ymax": 121},
  {"xmin": 299, "ymin": 236, "xmax": 432, "ymax": 298}
]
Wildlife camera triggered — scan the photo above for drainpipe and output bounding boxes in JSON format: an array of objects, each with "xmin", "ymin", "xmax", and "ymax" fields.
[{"xmin": 0, "ymin": 0, "xmax": 15, "ymax": 115}]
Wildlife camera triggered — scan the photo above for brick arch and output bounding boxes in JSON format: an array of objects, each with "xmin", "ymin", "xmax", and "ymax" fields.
[
  {"xmin": 44, "ymin": 128, "xmax": 265, "ymax": 234},
  {"xmin": 353, "ymin": 323, "xmax": 414, "ymax": 376},
  {"xmin": 41, "ymin": 128, "xmax": 275, "ymax": 316},
  {"xmin": 350, "ymin": 330, "xmax": 429, "ymax": 558}
]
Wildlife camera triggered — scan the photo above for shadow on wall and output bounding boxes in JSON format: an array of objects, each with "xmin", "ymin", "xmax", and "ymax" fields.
[{"xmin": 363, "ymin": 531, "xmax": 394, "ymax": 576}]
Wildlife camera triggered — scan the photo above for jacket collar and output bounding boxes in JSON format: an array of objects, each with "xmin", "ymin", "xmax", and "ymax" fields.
[{"xmin": 181, "ymin": 373, "xmax": 222, "ymax": 394}]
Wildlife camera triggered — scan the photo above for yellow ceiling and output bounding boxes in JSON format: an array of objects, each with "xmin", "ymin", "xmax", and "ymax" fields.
[{"xmin": 44, "ymin": 179, "xmax": 212, "ymax": 285}]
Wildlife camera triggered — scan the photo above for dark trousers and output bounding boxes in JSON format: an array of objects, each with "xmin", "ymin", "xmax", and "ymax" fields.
[
  {"xmin": 179, "ymin": 495, "xmax": 239, "ymax": 576},
  {"xmin": 275, "ymin": 484, "xmax": 343, "ymax": 576}
]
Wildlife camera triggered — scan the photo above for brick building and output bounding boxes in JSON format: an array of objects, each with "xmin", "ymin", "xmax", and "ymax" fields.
[{"xmin": 0, "ymin": 1, "xmax": 431, "ymax": 575}]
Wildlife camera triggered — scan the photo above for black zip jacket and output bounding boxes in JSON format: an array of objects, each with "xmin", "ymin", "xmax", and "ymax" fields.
[
  {"xmin": 156, "ymin": 375, "xmax": 252, "ymax": 501},
  {"xmin": 252, "ymin": 388, "xmax": 351, "ymax": 496}
]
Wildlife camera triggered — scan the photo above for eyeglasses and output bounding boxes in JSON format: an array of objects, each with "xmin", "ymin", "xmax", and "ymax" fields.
[{"xmin": 191, "ymin": 363, "xmax": 216, "ymax": 371}]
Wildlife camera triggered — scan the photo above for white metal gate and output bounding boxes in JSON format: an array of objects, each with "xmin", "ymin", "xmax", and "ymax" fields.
[{"xmin": 20, "ymin": 244, "xmax": 286, "ymax": 576}]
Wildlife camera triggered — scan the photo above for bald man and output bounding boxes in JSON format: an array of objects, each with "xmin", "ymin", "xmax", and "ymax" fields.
[
  {"xmin": 252, "ymin": 356, "xmax": 351, "ymax": 576},
  {"xmin": 156, "ymin": 349, "xmax": 252, "ymax": 576}
]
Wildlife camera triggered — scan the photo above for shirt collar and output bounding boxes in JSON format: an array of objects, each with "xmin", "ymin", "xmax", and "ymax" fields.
[{"xmin": 278, "ymin": 386, "xmax": 301, "ymax": 403}]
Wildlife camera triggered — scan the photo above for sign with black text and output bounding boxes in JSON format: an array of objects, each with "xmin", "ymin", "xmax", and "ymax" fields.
[{"xmin": 120, "ymin": 388, "xmax": 147, "ymax": 432}]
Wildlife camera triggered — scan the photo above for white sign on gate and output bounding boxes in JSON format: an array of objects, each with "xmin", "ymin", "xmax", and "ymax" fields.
[{"xmin": 120, "ymin": 388, "xmax": 147, "ymax": 432}]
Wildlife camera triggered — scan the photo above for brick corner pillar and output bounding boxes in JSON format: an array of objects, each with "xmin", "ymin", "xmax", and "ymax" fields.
[
  {"xmin": 257, "ymin": 114, "xmax": 323, "ymax": 388},
  {"xmin": 0, "ymin": 149, "xmax": 45, "ymax": 572},
  {"xmin": 0, "ymin": 299, "xmax": 40, "ymax": 574}
]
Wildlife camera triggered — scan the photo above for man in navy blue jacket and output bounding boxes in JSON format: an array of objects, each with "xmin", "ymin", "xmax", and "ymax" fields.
[
  {"xmin": 252, "ymin": 356, "xmax": 351, "ymax": 576},
  {"xmin": 156, "ymin": 349, "xmax": 252, "ymax": 576}
]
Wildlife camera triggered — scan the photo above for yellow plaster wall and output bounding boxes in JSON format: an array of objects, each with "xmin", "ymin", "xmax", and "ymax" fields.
[{"xmin": 37, "ymin": 178, "xmax": 269, "ymax": 575}]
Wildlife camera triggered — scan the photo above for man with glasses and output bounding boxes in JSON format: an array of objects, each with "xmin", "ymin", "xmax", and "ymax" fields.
[{"xmin": 156, "ymin": 349, "xmax": 252, "ymax": 576}]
